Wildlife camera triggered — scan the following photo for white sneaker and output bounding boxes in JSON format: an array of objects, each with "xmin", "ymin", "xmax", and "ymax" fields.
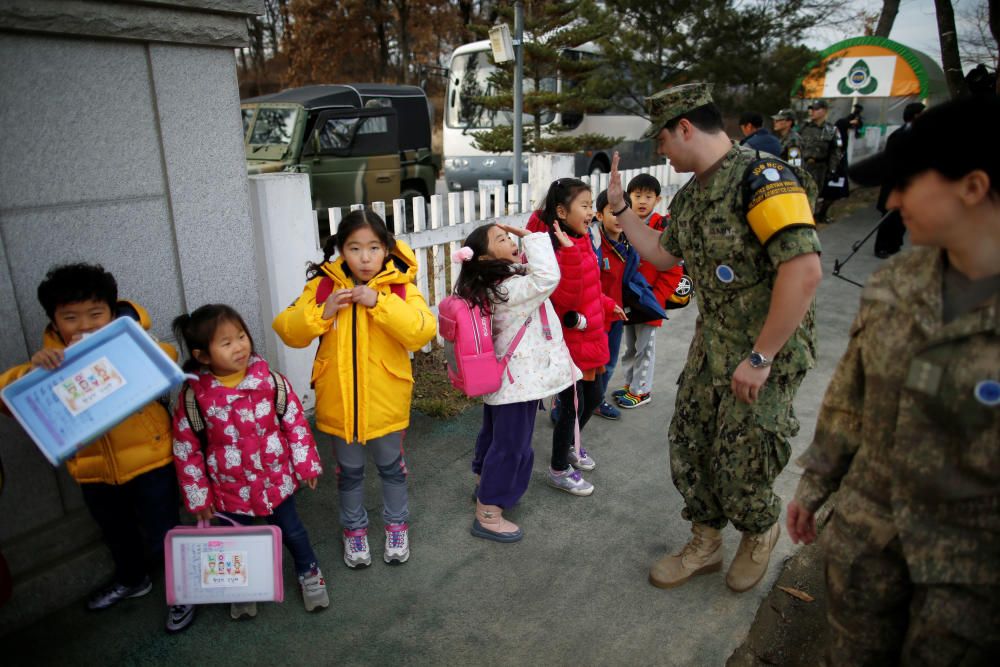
[
  {"xmin": 343, "ymin": 527, "xmax": 372, "ymax": 568},
  {"xmin": 384, "ymin": 523, "xmax": 410, "ymax": 564},
  {"xmin": 298, "ymin": 567, "xmax": 330, "ymax": 611},
  {"xmin": 546, "ymin": 467, "xmax": 594, "ymax": 496}
]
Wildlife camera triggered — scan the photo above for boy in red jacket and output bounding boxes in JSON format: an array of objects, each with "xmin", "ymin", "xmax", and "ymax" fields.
[
  {"xmin": 594, "ymin": 189, "xmax": 629, "ymax": 420},
  {"xmin": 615, "ymin": 174, "xmax": 683, "ymax": 409}
]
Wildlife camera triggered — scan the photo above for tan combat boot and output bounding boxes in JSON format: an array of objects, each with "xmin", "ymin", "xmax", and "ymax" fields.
[
  {"xmin": 726, "ymin": 523, "xmax": 780, "ymax": 592},
  {"xmin": 648, "ymin": 523, "xmax": 723, "ymax": 589}
]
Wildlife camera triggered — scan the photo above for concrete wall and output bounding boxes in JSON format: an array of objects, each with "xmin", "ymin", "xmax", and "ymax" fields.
[{"xmin": 0, "ymin": 0, "xmax": 263, "ymax": 634}]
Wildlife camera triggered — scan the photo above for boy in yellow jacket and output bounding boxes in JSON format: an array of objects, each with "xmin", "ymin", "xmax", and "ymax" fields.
[{"xmin": 0, "ymin": 264, "xmax": 194, "ymax": 633}]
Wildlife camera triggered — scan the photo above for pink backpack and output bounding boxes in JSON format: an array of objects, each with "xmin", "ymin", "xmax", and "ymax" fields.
[{"xmin": 437, "ymin": 296, "xmax": 551, "ymax": 397}]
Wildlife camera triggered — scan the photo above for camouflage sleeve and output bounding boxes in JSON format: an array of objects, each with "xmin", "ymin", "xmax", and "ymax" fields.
[
  {"xmin": 793, "ymin": 308, "xmax": 866, "ymax": 513},
  {"xmin": 659, "ymin": 223, "xmax": 682, "ymax": 258},
  {"xmin": 766, "ymin": 225, "xmax": 821, "ymax": 267}
]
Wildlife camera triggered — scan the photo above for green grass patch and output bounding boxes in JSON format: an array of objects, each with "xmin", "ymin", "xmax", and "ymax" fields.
[{"xmin": 412, "ymin": 346, "xmax": 478, "ymax": 419}]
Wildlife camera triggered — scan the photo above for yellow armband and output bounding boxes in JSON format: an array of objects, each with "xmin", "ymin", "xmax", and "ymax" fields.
[{"xmin": 742, "ymin": 158, "xmax": 815, "ymax": 246}]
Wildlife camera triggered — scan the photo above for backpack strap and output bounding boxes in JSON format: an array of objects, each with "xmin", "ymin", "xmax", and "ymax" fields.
[
  {"xmin": 498, "ymin": 304, "xmax": 552, "ymax": 382},
  {"xmin": 181, "ymin": 383, "xmax": 207, "ymax": 446},
  {"xmin": 270, "ymin": 370, "xmax": 288, "ymax": 419}
]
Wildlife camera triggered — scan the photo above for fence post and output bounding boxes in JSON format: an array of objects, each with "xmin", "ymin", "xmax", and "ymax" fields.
[
  {"xmin": 449, "ymin": 192, "xmax": 463, "ymax": 290},
  {"xmin": 411, "ymin": 196, "xmax": 432, "ymax": 353},
  {"xmin": 430, "ymin": 194, "xmax": 446, "ymax": 346},
  {"xmin": 392, "ymin": 198, "xmax": 406, "ymax": 234}
]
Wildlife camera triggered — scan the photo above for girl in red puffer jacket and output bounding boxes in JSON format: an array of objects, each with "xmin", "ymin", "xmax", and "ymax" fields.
[{"xmin": 535, "ymin": 178, "xmax": 623, "ymax": 497}]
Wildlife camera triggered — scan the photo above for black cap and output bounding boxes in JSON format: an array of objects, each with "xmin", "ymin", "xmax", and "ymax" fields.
[
  {"xmin": 849, "ymin": 96, "xmax": 1000, "ymax": 190},
  {"xmin": 808, "ymin": 99, "xmax": 828, "ymax": 110}
]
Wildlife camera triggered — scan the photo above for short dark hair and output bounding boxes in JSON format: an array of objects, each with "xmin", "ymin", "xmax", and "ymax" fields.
[
  {"xmin": 37, "ymin": 263, "xmax": 118, "ymax": 320},
  {"xmin": 626, "ymin": 173, "xmax": 662, "ymax": 196},
  {"xmin": 664, "ymin": 103, "xmax": 725, "ymax": 134},
  {"xmin": 172, "ymin": 304, "xmax": 255, "ymax": 373},
  {"xmin": 902, "ymin": 102, "xmax": 925, "ymax": 123},
  {"xmin": 595, "ymin": 189, "xmax": 610, "ymax": 214},
  {"xmin": 738, "ymin": 111, "xmax": 764, "ymax": 129}
]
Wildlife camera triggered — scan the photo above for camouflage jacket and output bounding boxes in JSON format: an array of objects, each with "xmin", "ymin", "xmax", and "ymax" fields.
[
  {"xmin": 799, "ymin": 120, "xmax": 840, "ymax": 173},
  {"xmin": 794, "ymin": 248, "xmax": 1000, "ymax": 584},
  {"xmin": 661, "ymin": 143, "xmax": 821, "ymax": 385},
  {"xmin": 778, "ymin": 129, "xmax": 803, "ymax": 167}
]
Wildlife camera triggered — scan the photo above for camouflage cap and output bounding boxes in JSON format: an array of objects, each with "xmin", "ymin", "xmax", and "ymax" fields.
[
  {"xmin": 641, "ymin": 82, "xmax": 714, "ymax": 140},
  {"xmin": 808, "ymin": 99, "xmax": 829, "ymax": 110},
  {"xmin": 771, "ymin": 108, "xmax": 796, "ymax": 121}
]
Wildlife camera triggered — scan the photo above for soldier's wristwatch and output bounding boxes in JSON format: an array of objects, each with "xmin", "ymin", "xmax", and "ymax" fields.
[{"xmin": 748, "ymin": 351, "xmax": 771, "ymax": 369}]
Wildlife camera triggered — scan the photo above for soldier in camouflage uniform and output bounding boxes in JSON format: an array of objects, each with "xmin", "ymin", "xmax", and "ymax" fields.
[
  {"xmin": 609, "ymin": 83, "xmax": 822, "ymax": 592},
  {"xmin": 787, "ymin": 96, "xmax": 1000, "ymax": 664},
  {"xmin": 771, "ymin": 108, "xmax": 803, "ymax": 167},
  {"xmin": 799, "ymin": 100, "xmax": 841, "ymax": 221}
]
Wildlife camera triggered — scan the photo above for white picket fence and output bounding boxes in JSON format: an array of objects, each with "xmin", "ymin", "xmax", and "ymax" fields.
[{"xmin": 314, "ymin": 161, "xmax": 685, "ymax": 346}]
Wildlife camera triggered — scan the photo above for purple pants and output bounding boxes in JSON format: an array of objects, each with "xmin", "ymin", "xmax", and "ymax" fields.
[{"xmin": 471, "ymin": 400, "xmax": 539, "ymax": 508}]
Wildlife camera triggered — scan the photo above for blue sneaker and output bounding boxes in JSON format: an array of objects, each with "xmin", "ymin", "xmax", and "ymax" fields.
[
  {"xmin": 611, "ymin": 386, "xmax": 629, "ymax": 399},
  {"xmin": 594, "ymin": 400, "xmax": 621, "ymax": 420}
]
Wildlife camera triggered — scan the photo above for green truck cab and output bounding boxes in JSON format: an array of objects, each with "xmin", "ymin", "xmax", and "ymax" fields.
[{"xmin": 241, "ymin": 84, "xmax": 439, "ymax": 221}]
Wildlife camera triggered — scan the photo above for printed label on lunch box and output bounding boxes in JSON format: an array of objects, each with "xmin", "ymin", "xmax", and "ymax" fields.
[
  {"xmin": 52, "ymin": 357, "xmax": 127, "ymax": 416},
  {"xmin": 201, "ymin": 548, "xmax": 249, "ymax": 587}
]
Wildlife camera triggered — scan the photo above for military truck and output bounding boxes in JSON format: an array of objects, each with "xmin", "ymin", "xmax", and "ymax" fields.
[{"xmin": 241, "ymin": 84, "xmax": 439, "ymax": 225}]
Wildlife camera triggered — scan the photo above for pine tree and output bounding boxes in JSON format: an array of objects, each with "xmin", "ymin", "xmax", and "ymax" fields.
[{"xmin": 468, "ymin": 0, "xmax": 623, "ymax": 153}]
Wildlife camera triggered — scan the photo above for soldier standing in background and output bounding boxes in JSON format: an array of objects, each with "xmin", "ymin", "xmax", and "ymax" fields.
[
  {"xmin": 608, "ymin": 83, "xmax": 822, "ymax": 593},
  {"xmin": 771, "ymin": 108, "xmax": 803, "ymax": 167},
  {"xmin": 873, "ymin": 102, "xmax": 925, "ymax": 258},
  {"xmin": 787, "ymin": 96, "xmax": 1000, "ymax": 665},
  {"xmin": 800, "ymin": 99, "xmax": 841, "ymax": 221}
]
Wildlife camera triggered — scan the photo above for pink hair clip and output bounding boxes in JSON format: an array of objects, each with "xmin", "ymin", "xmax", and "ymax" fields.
[{"xmin": 452, "ymin": 246, "xmax": 474, "ymax": 263}]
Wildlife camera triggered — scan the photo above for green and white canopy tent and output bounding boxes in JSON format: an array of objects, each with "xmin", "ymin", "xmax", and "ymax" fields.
[{"xmin": 791, "ymin": 36, "xmax": 948, "ymax": 159}]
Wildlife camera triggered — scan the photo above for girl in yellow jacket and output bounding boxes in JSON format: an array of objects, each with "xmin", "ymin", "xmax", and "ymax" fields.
[{"xmin": 273, "ymin": 209, "xmax": 436, "ymax": 569}]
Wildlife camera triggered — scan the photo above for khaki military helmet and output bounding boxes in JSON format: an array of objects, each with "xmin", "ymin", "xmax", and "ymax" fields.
[{"xmin": 641, "ymin": 82, "xmax": 715, "ymax": 140}]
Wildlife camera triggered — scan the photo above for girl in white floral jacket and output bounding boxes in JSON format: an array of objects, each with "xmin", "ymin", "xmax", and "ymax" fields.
[
  {"xmin": 171, "ymin": 304, "xmax": 328, "ymax": 619},
  {"xmin": 453, "ymin": 223, "xmax": 580, "ymax": 543}
]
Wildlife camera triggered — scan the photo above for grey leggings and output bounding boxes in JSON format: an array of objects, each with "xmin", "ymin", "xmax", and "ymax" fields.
[{"xmin": 330, "ymin": 431, "xmax": 409, "ymax": 530}]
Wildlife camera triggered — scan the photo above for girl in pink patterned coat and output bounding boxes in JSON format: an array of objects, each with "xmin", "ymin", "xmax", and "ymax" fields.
[{"xmin": 171, "ymin": 304, "xmax": 329, "ymax": 620}]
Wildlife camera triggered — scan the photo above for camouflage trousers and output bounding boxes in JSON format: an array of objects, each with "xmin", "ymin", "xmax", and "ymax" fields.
[
  {"xmin": 668, "ymin": 361, "xmax": 804, "ymax": 534},
  {"xmin": 804, "ymin": 163, "xmax": 828, "ymax": 204},
  {"xmin": 823, "ymin": 511, "xmax": 1000, "ymax": 665}
]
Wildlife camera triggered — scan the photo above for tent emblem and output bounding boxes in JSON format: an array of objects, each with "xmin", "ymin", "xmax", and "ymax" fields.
[{"xmin": 838, "ymin": 59, "xmax": 878, "ymax": 95}]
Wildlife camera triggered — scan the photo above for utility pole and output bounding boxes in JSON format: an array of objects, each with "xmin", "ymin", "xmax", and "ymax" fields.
[{"xmin": 513, "ymin": 0, "xmax": 524, "ymax": 208}]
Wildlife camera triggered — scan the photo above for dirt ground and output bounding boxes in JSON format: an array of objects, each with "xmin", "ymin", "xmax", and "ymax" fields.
[{"xmin": 727, "ymin": 508, "xmax": 835, "ymax": 666}]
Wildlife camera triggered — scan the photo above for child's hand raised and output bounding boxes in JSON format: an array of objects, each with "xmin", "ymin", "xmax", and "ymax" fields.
[
  {"xmin": 497, "ymin": 223, "xmax": 530, "ymax": 238},
  {"xmin": 322, "ymin": 289, "xmax": 353, "ymax": 320},
  {"xmin": 607, "ymin": 151, "xmax": 627, "ymax": 212},
  {"xmin": 552, "ymin": 221, "xmax": 575, "ymax": 248},
  {"xmin": 31, "ymin": 348, "xmax": 65, "ymax": 370},
  {"xmin": 351, "ymin": 285, "xmax": 379, "ymax": 308}
]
